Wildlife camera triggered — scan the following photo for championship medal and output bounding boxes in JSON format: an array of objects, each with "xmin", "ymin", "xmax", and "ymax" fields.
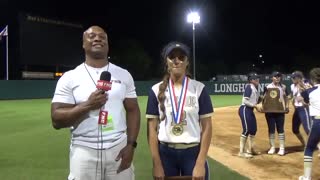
[
  {"xmin": 168, "ymin": 76, "xmax": 189, "ymax": 136},
  {"xmin": 172, "ymin": 124, "xmax": 183, "ymax": 136}
]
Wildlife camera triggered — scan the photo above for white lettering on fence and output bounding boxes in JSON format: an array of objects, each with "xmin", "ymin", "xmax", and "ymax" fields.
[{"xmin": 213, "ymin": 83, "xmax": 268, "ymax": 93}]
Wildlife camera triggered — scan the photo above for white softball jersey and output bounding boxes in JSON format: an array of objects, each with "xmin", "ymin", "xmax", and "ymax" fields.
[
  {"xmin": 266, "ymin": 83, "xmax": 287, "ymax": 102},
  {"xmin": 241, "ymin": 83, "xmax": 259, "ymax": 107},
  {"xmin": 291, "ymin": 84, "xmax": 305, "ymax": 107},
  {"xmin": 302, "ymin": 85, "xmax": 320, "ymax": 116},
  {"xmin": 146, "ymin": 78, "xmax": 213, "ymax": 144}
]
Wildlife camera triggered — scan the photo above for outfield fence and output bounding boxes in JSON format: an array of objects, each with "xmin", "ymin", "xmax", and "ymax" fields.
[{"xmin": 0, "ymin": 80, "xmax": 291, "ymax": 100}]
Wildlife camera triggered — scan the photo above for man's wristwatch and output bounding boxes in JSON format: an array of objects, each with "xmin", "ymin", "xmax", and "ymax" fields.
[{"xmin": 127, "ymin": 141, "xmax": 137, "ymax": 148}]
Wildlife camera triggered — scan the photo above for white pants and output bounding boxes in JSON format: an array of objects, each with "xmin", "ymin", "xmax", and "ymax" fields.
[{"xmin": 68, "ymin": 139, "xmax": 134, "ymax": 180}]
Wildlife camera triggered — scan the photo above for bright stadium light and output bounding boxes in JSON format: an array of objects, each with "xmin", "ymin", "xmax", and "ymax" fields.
[
  {"xmin": 187, "ymin": 12, "xmax": 200, "ymax": 80},
  {"xmin": 187, "ymin": 12, "xmax": 200, "ymax": 24}
]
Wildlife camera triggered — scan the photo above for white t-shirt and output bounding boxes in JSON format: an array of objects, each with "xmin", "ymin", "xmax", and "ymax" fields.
[
  {"xmin": 52, "ymin": 62, "xmax": 137, "ymax": 149},
  {"xmin": 146, "ymin": 78, "xmax": 213, "ymax": 143}
]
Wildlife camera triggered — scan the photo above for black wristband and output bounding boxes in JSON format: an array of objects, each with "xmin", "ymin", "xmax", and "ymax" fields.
[{"xmin": 127, "ymin": 141, "xmax": 137, "ymax": 148}]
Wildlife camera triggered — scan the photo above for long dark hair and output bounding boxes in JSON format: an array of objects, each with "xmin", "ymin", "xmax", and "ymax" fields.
[{"xmin": 158, "ymin": 41, "xmax": 191, "ymax": 121}]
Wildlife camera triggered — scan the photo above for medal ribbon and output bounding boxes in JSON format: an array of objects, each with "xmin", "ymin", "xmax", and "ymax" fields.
[{"xmin": 168, "ymin": 76, "xmax": 189, "ymax": 124}]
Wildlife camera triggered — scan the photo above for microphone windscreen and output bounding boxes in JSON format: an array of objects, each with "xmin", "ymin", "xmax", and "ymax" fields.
[{"xmin": 100, "ymin": 71, "xmax": 111, "ymax": 81}]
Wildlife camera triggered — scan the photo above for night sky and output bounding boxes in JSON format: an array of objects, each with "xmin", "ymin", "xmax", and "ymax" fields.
[{"xmin": 1, "ymin": 0, "xmax": 320, "ymax": 79}]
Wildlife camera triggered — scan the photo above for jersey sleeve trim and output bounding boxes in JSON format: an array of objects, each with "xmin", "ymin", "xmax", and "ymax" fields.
[
  {"xmin": 146, "ymin": 114, "xmax": 160, "ymax": 119},
  {"xmin": 200, "ymin": 113, "xmax": 213, "ymax": 119}
]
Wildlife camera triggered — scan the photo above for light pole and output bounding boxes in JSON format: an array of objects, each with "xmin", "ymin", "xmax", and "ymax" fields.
[{"xmin": 187, "ymin": 12, "xmax": 200, "ymax": 79}]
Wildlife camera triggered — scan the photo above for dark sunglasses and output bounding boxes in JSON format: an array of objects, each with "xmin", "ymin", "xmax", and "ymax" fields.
[{"xmin": 168, "ymin": 54, "xmax": 187, "ymax": 61}]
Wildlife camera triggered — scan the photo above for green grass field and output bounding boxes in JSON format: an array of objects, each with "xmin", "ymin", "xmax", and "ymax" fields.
[{"xmin": 0, "ymin": 95, "xmax": 248, "ymax": 180}]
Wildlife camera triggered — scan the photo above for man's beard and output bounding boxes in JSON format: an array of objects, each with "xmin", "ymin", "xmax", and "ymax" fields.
[{"xmin": 87, "ymin": 50, "xmax": 107, "ymax": 60}]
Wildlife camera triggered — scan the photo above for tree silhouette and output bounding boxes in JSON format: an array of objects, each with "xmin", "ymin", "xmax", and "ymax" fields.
[{"xmin": 111, "ymin": 39, "xmax": 152, "ymax": 80}]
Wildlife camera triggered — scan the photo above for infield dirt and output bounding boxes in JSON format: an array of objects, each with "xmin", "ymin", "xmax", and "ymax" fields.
[{"xmin": 208, "ymin": 106, "xmax": 320, "ymax": 180}]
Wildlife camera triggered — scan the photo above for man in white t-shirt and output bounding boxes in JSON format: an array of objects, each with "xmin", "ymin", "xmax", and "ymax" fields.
[{"xmin": 51, "ymin": 26, "xmax": 140, "ymax": 180}]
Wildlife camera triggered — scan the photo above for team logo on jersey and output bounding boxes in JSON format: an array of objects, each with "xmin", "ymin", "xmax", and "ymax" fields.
[{"xmin": 270, "ymin": 90, "xmax": 278, "ymax": 98}]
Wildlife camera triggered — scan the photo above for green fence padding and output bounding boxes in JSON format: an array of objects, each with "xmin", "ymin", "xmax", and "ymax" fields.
[{"xmin": 0, "ymin": 80, "xmax": 291, "ymax": 100}]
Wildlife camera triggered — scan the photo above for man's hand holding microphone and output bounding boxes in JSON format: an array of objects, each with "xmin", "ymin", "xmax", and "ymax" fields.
[{"xmin": 82, "ymin": 71, "xmax": 111, "ymax": 111}]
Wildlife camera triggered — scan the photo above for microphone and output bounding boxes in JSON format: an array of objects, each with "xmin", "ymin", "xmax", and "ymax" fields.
[
  {"xmin": 97, "ymin": 71, "xmax": 112, "ymax": 91},
  {"xmin": 97, "ymin": 71, "xmax": 112, "ymax": 125}
]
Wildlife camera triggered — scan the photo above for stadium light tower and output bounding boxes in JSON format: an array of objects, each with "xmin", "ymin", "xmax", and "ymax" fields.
[{"xmin": 187, "ymin": 12, "xmax": 200, "ymax": 80}]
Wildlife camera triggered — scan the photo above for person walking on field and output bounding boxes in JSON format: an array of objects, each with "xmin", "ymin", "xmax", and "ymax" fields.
[
  {"xmin": 238, "ymin": 72, "xmax": 262, "ymax": 158},
  {"xmin": 289, "ymin": 71, "xmax": 311, "ymax": 147},
  {"xmin": 299, "ymin": 68, "xmax": 320, "ymax": 180}
]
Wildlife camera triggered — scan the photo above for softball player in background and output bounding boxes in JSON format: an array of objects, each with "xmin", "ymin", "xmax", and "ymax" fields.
[
  {"xmin": 238, "ymin": 72, "xmax": 262, "ymax": 158},
  {"xmin": 264, "ymin": 71, "xmax": 289, "ymax": 156},
  {"xmin": 299, "ymin": 68, "xmax": 320, "ymax": 180},
  {"xmin": 146, "ymin": 42, "xmax": 213, "ymax": 180},
  {"xmin": 290, "ymin": 71, "xmax": 311, "ymax": 147}
]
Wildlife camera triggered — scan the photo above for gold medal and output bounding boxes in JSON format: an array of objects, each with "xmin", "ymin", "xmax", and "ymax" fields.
[{"xmin": 172, "ymin": 124, "xmax": 183, "ymax": 136}]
